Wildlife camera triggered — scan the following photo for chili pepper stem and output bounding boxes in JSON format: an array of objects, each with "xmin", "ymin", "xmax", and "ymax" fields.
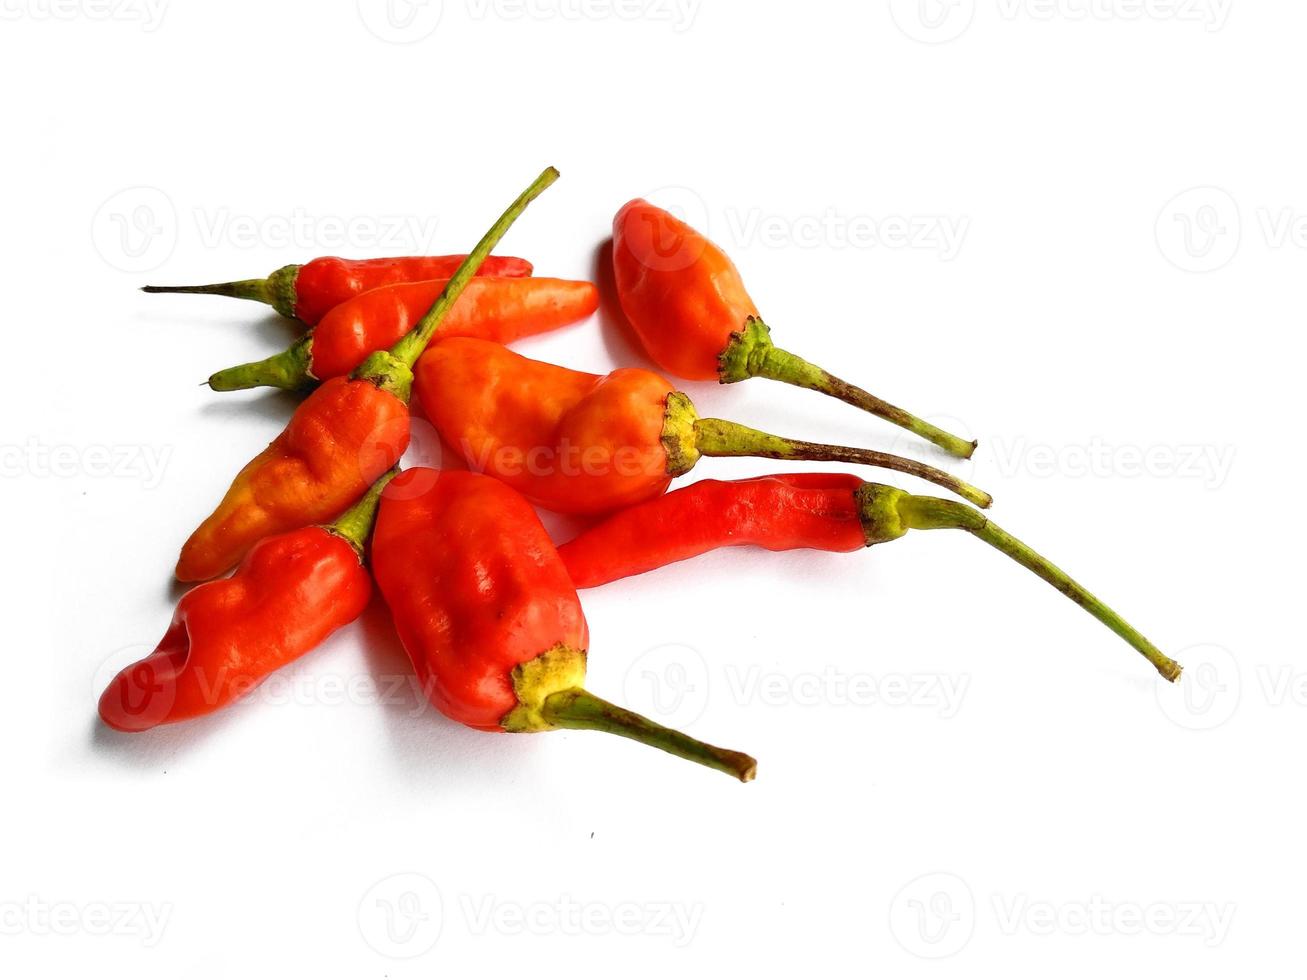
[
  {"xmin": 719, "ymin": 318, "xmax": 977, "ymax": 459},
  {"xmin": 325, "ymin": 468, "xmax": 399, "ymax": 557},
  {"xmin": 664, "ymin": 393, "xmax": 993, "ymax": 508},
  {"xmin": 541, "ymin": 688, "xmax": 757, "ymax": 782},
  {"xmin": 142, "ymin": 265, "xmax": 300, "ymax": 319},
  {"xmin": 869, "ymin": 488, "xmax": 1181, "ymax": 681},
  {"xmin": 208, "ymin": 337, "xmax": 315, "ymax": 392},
  {"xmin": 389, "ymin": 168, "xmax": 559, "ymax": 372},
  {"xmin": 352, "ymin": 167, "xmax": 560, "ymax": 401}
]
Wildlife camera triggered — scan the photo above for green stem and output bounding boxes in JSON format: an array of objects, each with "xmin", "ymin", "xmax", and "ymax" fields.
[
  {"xmin": 878, "ymin": 489, "xmax": 1181, "ymax": 681},
  {"xmin": 388, "ymin": 167, "xmax": 559, "ymax": 371},
  {"xmin": 208, "ymin": 336, "xmax": 314, "ymax": 392},
  {"xmin": 141, "ymin": 264, "xmax": 301, "ymax": 319},
  {"xmin": 541, "ymin": 688, "xmax": 757, "ymax": 782},
  {"xmin": 325, "ymin": 468, "xmax": 399, "ymax": 558},
  {"xmin": 719, "ymin": 318, "xmax": 976, "ymax": 459},
  {"xmin": 689, "ymin": 412, "xmax": 992, "ymax": 509}
]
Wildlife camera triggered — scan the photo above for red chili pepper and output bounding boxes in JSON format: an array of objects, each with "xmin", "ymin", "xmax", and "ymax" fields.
[
  {"xmin": 613, "ymin": 198, "xmax": 976, "ymax": 458},
  {"xmin": 206, "ymin": 276, "xmax": 599, "ymax": 391},
  {"xmin": 371, "ymin": 468, "xmax": 757, "ymax": 781},
  {"xmin": 415, "ymin": 337, "xmax": 993, "ymax": 517},
  {"xmin": 175, "ymin": 167, "xmax": 559, "ymax": 583},
  {"xmin": 557, "ymin": 474, "xmax": 1182, "ymax": 681},
  {"xmin": 99, "ymin": 470, "xmax": 395, "ymax": 732},
  {"xmin": 142, "ymin": 253, "xmax": 533, "ymax": 325}
]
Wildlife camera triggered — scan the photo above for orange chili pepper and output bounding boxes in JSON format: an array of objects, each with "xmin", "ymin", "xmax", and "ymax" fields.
[
  {"xmin": 372, "ymin": 468, "xmax": 757, "ymax": 780},
  {"xmin": 415, "ymin": 337, "xmax": 993, "ymax": 517},
  {"xmin": 206, "ymin": 276, "xmax": 599, "ymax": 391},
  {"xmin": 143, "ymin": 253, "xmax": 533, "ymax": 324},
  {"xmin": 613, "ymin": 198, "xmax": 977, "ymax": 458},
  {"xmin": 175, "ymin": 167, "xmax": 559, "ymax": 582},
  {"xmin": 557, "ymin": 473, "xmax": 1182, "ymax": 682},
  {"xmin": 100, "ymin": 471, "xmax": 395, "ymax": 732}
]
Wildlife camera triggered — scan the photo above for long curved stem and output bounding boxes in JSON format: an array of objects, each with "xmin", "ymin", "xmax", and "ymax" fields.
[
  {"xmin": 541, "ymin": 688, "xmax": 757, "ymax": 782},
  {"xmin": 894, "ymin": 493, "xmax": 1182, "ymax": 681},
  {"xmin": 389, "ymin": 167, "xmax": 559, "ymax": 371},
  {"xmin": 719, "ymin": 318, "xmax": 976, "ymax": 458},
  {"xmin": 693, "ymin": 417, "xmax": 993, "ymax": 509}
]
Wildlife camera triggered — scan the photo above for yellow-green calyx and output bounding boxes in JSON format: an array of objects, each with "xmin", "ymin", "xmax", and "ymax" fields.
[
  {"xmin": 718, "ymin": 317, "xmax": 791, "ymax": 384},
  {"xmin": 208, "ymin": 335, "xmax": 316, "ymax": 392},
  {"xmin": 502, "ymin": 644, "xmax": 589, "ymax": 733},
  {"xmin": 263, "ymin": 265, "xmax": 301, "ymax": 319},
  {"xmin": 853, "ymin": 483, "xmax": 911, "ymax": 545},
  {"xmin": 352, "ymin": 350, "xmax": 414, "ymax": 402},
  {"xmin": 660, "ymin": 391, "xmax": 702, "ymax": 477}
]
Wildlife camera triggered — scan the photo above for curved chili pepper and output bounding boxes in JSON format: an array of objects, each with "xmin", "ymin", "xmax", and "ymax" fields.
[
  {"xmin": 207, "ymin": 276, "xmax": 599, "ymax": 391},
  {"xmin": 100, "ymin": 471, "xmax": 395, "ymax": 732},
  {"xmin": 372, "ymin": 468, "xmax": 757, "ymax": 781},
  {"xmin": 557, "ymin": 473, "xmax": 1182, "ymax": 682},
  {"xmin": 415, "ymin": 338, "xmax": 993, "ymax": 517},
  {"xmin": 175, "ymin": 167, "xmax": 559, "ymax": 582},
  {"xmin": 612, "ymin": 198, "xmax": 976, "ymax": 459},
  {"xmin": 142, "ymin": 253, "xmax": 533, "ymax": 325}
]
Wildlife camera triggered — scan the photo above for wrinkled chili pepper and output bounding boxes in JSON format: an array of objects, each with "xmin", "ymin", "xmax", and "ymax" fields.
[
  {"xmin": 613, "ymin": 198, "xmax": 976, "ymax": 459},
  {"xmin": 372, "ymin": 468, "xmax": 758, "ymax": 781},
  {"xmin": 557, "ymin": 473, "xmax": 1182, "ymax": 681},
  {"xmin": 99, "ymin": 470, "xmax": 396, "ymax": 732},
  {"xmin": 207, "ymin": 276, "xmax": 599, "ymax": 391},
  {"xmin": 415, "ymin": 337, "xmax": 993, "ymax": 517},
  {"xmin": 143, "ymin": 253, "xmax": 533, "ymax": 325},
  {"xmin": 175, "ymin": 167, "xmax": 559, "ymax": 582}
]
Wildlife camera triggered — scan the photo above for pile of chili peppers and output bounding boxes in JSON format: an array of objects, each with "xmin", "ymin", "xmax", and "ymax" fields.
[{"xmin": 100, "ymin": 166, "xmax": 1184, "ymax": 783}]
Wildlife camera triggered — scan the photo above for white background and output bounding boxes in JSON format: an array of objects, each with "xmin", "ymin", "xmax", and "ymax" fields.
[{"xmin": 2, "ymin": 1, "xmax": 1299, "ymax": 976}]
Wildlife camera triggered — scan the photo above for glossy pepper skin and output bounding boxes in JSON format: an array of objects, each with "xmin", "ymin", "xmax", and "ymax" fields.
[
  {"xmin": 101, "ymin": 523, "xmax": 372, "ymax": 732},
  {"xmin": 416, "ymin": 338, "xmax": 992, "ymax": 517},
  {"xmin": 176, "ymin": 377, "xmax": 408, "ymax": 582},
  {"xmin": 143, "ymin": 254, "xmax": 533, "ymax": 325},
  {"xmin": 612, "ymin": 199, "xmax": 976, "ymax": 459},
  {"xmin": 612, "ymin": 198, "xmax": 758, "ymax": 382},
  {"xmin": 373, "ymin": 469, "xmax": 589, "ymax": 730},
  {"xmin": 174, "ymin": 167, "xmax": 562, "ymax": 582},
  {"xmin": 556, "ymin": 473, "xmax": 1183, "ymax": 682},
  {"xmin": 560, "ymin": 474, "xmax": 867, "ymax": 586},
  {"xmin": 207, "ymin": 276, "xmax": 600, "ymax": 391},
  {"xmin": 372, "ymin": 469, "xmax": 757, "ymax": 780},
  {"xmin": 418, "ymin": 338, "xmax": 675, "ymax": 515}
]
